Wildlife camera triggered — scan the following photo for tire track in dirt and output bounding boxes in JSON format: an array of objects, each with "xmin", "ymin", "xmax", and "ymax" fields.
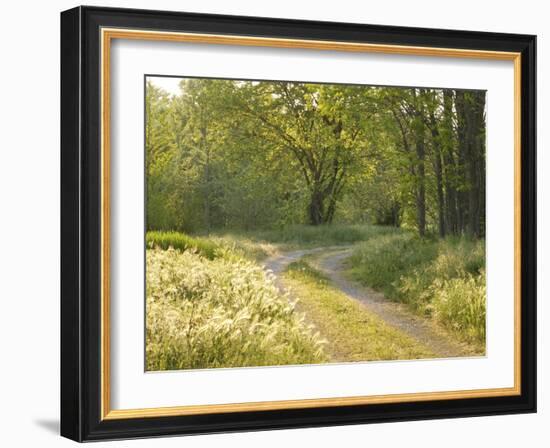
[{"xmin": 264, "ymin": 247, "xmax": 473, "ymax": 359}]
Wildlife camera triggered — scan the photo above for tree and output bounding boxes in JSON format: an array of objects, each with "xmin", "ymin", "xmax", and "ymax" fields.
[
  {"xmin": 232, "ymin": 82, "xmax": 370, "ymax": 225},
  {"xmin": 441, "ymin": 90, "xmax": 459, "ymax": 236},
  {"xmin": 145, "ymin": 78, "xmax": 486, "ymax": 240},
  {"xmin": 145, "ymin": 82, "xmax": 178, "ymax": 230},
  {"xmin": 455, "ymin": 90, "xmax": 486, "ymax": 237}
]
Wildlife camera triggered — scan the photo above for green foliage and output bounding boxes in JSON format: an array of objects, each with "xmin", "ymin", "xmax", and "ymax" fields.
[
  {"xmin": 239, "ymin": 224, "xmax": 399, "ymax": 248},
  {"xmin": 146, "ymin": 230, "xmax": 276, "ymax": 262},
  {"xmin": 350, "ymin": 234, "xmax": 485, "ymax": 344},
  {"xmin": 145, "ymin": 78, "xmax": 486, "ymax": 237},
  {"xmin": 430, "ymin": 271, "xmax": 486, "ymax": 343},
  {"xmin": 146, "ymin": 248, "xmax": 327, "ymax": 371},
  {"xmin": 350, "ymin": 233, "xmax": 438, "ymax": 295},
  {"xmin": 146, "ymin": 231, "xmax": 219, "ymax": 259},
  {"xmin": 145, "ymin": 82, "xmax": 180, "ymax": 230}
]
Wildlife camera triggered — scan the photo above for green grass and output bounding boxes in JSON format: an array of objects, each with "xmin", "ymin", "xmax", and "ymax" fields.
[
  {"xmin": 228, "ymin": 224, "xmax": 401, "ymax": 249},
  {"xmin": 349, "ymin": 233, "xmax": 486, "ymax": 346},
  {"xmin": 146, "ymin": 224, "xmax": 401, "ymax": 261},
  {"xmin": 147, "ymin": 225, "xmax": 486, "ymax": 363},
  {"xmin": 283, "ymin": 260, "xmax": 435, "ymax": 362},
  {"xmin": 146, "ymin": 230, "xmax": 276, "ymax": 262},
  {"xmin": 146, "ymin": 224, "xmax": 398, "ymax": 264},
  {"xmin": 147, "ymin": 231, "xmax": 219, "ymax": 259}
]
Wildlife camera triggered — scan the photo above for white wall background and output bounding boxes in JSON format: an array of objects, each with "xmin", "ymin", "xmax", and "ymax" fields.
[{"xmin": 0, "ymin": 0, "xmax": 546, "ymax": 446}]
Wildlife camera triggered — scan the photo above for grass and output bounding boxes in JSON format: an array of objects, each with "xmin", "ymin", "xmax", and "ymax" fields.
[
  {"xmin": 147, "ymin": 224, "xmax": 400, "ymax": 262},
  {"xmin": 349, "ymin": 233, "xmax": 486, "ymax": 346},
  {"xmin": 208, "ymin": 234, "xmax": 277, "ymax": 261},
  {"xmin": 147, "ymin": 231, "xmax": 219, "ymax": 259},
  {"xmin": 227, "ymin": 224, "xmax": 400, "ymax": 249},
  {"xmin": 147, "ymin": 225, "xmax": 486, "ymax": 365},
  {"xmin": 146, "ymin": 224, "xmax": 397, "ymax": 266},
  {"xmin": 146, "ymin": 230, "xmax": 276, "ymax": 261},
  {"xmin": 146, "ymin": 247, "xmax": 327, "ymax": 371},
  {"xmin": 283, "ymin": 260, "xmax": 435, "ymax": 362}
]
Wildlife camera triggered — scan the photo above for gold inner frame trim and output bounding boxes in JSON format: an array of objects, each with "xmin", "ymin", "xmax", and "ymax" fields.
[{"xmin": 100, "ymin": 27, "xmax": 522, "ymax": 420}]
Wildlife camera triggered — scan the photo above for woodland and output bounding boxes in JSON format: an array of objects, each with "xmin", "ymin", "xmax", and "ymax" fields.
[
  {"xmin": 146, "ymin": 78, "xmax": 486, "ymax": 238},
  {"xmin": 145, "ymin": 77, "xmax": 487, "ymax": 371}
]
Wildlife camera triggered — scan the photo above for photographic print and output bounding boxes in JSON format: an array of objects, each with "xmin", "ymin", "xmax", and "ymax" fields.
[
  {"xmin": 145, "ymin": 76, "xmax": 487, "ymax": 371},
  {"xmin": 61, "ymin": 8, "xmax": 536, "ymax": 440}
]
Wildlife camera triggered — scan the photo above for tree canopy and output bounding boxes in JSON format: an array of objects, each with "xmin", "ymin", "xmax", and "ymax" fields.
[{"xmin": 146, "ymin": 77, "xmax": 486, "ymax": 238}]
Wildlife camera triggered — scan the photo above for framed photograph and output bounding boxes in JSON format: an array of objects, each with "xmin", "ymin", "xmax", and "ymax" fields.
[{"xmin": 60, "ymin": 6, "xmax": 536, "ymax": 442}]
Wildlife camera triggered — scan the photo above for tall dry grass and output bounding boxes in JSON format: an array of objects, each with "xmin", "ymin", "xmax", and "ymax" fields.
[
  {"xmin": 146, "ymin": 247, "xmax": 326, "ymax": 370},
  {"xmin": 350, "ymin": 234, "xmax": 486, "ymax": 345}
]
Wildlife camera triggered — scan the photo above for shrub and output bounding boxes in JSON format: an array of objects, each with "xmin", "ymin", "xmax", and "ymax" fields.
[
  {"xmin": 146, "ymin": 231, "xmax": 218, "ymax": 259},
  {"xmin": 430, "ymin": 270, "xmax": 486, "ymax": 343},
  {"xmin": 147, "ymin": 231, "xmax": 277, "ymax": 262},
  {"xmin": 146, "ymin": 248, "xmax": 326, "ymax": 370},
  {"xmin": 349, "ymin": 233, "xmax": 437, "ymax": 296},
  {"xmin": 350, "ymin": 234, "xmax": 486, "ymax": 345}
]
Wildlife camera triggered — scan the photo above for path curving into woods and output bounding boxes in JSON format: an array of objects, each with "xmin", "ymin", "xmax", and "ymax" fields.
[{"xmin": 263, "ymin": 247, "xmax": 471, "ymax": 359}]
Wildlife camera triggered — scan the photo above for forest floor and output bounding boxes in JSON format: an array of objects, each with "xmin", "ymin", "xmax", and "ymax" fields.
[{"xmin": 263, "ymin": 246, "xmax": 475, "ymax": 362}]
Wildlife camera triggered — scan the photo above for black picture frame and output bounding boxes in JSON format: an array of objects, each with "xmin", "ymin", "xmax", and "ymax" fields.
[{"xmin": 61, "ymin": 5, "xmax": 536, "ymax": 442}]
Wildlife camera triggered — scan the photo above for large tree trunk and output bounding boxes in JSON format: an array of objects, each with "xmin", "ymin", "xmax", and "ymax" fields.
[
  {"xmin": 434, "ymin": 142, "xmax": 446, "ymax": 238},
  {"xmin": 455, "ymin": 91, "xmax": 469, "ymax": 235},
  {"xmin": 305, "ymin": 144, "xmax": 346, "ymax": 225},
  {"xmin": 392, "ymin": 202, "xmax": 401, "ymax": 227},
  {"xmin": 307, "ymin": 185, "xmax": 339, "ymax": 225},
  {"xmin": 325, "ymin": 196, "xmax": 337, "ymax": 224},
  {"xmin": 478, "ymin": 121, "xmax": 486, "ymax": 237},
  {"xmin": 456, "ymin": 90, "xmax": 486, "ymax": 238},
  {"xmin": 308, "ymin": 187, "xmax": 325, "ymax": 225},
  {"xmin": 442, "ymin": 91, "xmax": 459, "ymax": 235},
  {"xmin": 428, "ymin": 107, "xmax": 446, "ymax": 238},
  {"xmin": 414, "ymin": 90, "xmax": 426, "ymax": 238}
]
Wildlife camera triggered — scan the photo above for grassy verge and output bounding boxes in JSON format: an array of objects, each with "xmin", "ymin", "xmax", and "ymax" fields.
[
  {"xmin": 146, "ymin": 247, "xmax": 327, "ymax": 371},
  {"xmin": 146, "ymin": 230, "xmax": 276, "ymax": 262},
  {"xmin": 147, "ymin": 231, "xmax": 219, "ymax": 259},
  {"xmin": 147, "ymin": 224, "xmax": 401, "ymax": 262},
  {"xmin": 147, "ymin": 226, "xmax": 486, "ymax": 361},
  {"xmin": 283, "ymin": 260, "xmax": 435, "ymax": 362},
  {"xmin": 224, "ymin": 224, "xmax": 400, "ymax": 250},
  {"xmin": 349, "ymin": 233, "xmax": 486, "ymax": 347}
]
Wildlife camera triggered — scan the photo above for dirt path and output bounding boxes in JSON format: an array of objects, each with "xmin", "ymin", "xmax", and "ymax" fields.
[
  {"xmin": 263, "ymin": 247, "xmax": 470, "ymax": 359},
  {"xmin": 263, "ymin": 246, "xmax": 348, "ymax": 275}
]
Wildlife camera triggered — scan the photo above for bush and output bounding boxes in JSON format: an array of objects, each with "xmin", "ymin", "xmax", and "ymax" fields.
[
  {"xmin": 430, "ymin": 271, "xmax": 486, "ymax": 343},
  {"xmin": 146, "ymin": 248, "xmax": 327, "ymax": 370},
  {"xmin": 146, "ymin": 231, "xmax": 218, "ymax": 259},
  {"xmin": 147, "ymin": 231, "xmax": 277, "ymax": 262},
  {"xmin": 349, "ymin": 233, "xmax": 438, "ymax": 296},
  {"xmin": 350, "ymin": 234, "xmax": 486, "ymax": 345}
]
